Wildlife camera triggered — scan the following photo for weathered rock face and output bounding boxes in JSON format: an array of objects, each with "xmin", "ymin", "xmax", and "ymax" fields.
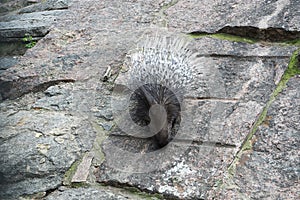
[
  {"xmin": 216, "ymin": 75, "xmax": 300, "ymax": 199},
  {"xmin": 96, "ymin": 34, "xmax": 298, "ymax": 199},
  {"xmin": 0, "ymin": 99, "xmax": 96, "ymax": 198},
  {"xmin": 164, "ymin": 0, "xmax": 300, "ymax": 41},
  {"xmin": 45, "ymin": 186, "xmax": 162, "ymax": 200},
  {"xmin": 0, "ymin": 0, "xmax": 299, "ymax": 199},
  {"xmin": 0, "ymin": 0, "xmax": 69, "ymax": 41},
  {"xmin": 0, "ymin": 0, "xmax": 70, "ymax": 76},
  {"xmin": 0, "ymin": 0, "xmax": 27, "ymax": 16},
  {"xmin": 0, "ymin": 10, "xmax": 65, "ymax": 41}
]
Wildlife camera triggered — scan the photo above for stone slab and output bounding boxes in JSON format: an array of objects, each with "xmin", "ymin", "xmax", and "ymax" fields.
[
  {"xmin": 96, "ymin": 31, "xmax": 298, "ymax": 199},
  {"xmin": 97, "ymin": 142, "xmax": 236, "ymax": 199},
  {"xmin": 0, "ymin": 108, "xmax": 96, "ymax": 199},
  {"xmin": 215, "ymin": 75, "xmax": 300, "ymax": 199},
  {"xmin": 0, "ymin": 0, "xmax": 299, "ymax": 199},
  {"xmin": 0, "ymin": 56, "xmax": 19, "ymax": 70},
  {"xmin": 113, "ymin": 36, "xmax": 296, "ymax": 148},
  {"xmin": 165, "ymin": 0, "xmax": 300, "ymax": 39},
  {"xmin": 45, "ymin": 186, "xmax": 161, "ymax": 200},
  {"xmin": 71, "ymin": 152, "xmax": 94, "ymax": 183},
  {"xmin": 0, "ymin": 10, "xmax": 67, "ymax": 41},
  {"xmin": 19, "ymin": 0, "xmax": 69, "ymax": 14}
]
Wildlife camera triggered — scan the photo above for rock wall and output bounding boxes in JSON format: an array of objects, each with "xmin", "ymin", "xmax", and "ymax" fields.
[{"xmin": 0, "ymin": 0, "xmax": 299, "ymax": 199}]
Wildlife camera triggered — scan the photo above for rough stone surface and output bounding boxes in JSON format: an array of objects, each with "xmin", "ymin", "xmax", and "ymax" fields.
[
  {"xmin": 71, "ymin": 152, "xmax": 94, "ymax": 183},
  {"xmin": 0, "ymin": 56, "xmax": 19, "ymax": 70},
  {"xmin": 19, "ymin": 0, "xmax": 69, "ymax": 14},
  {"xmin": 46, "ymin": 187, "xmax": 130, "ymax": 200},
  {"xmin": 0, "ymin": 10, "xmax": 68, "ymax": 41},
  {"xmin": 97, "ymin": 143, "xmax": 236, "ymax": 199},
  {"xmin": 46, "ymin": 186, "xmax": 161, "ymax": 200},
  {"xmin": 0, "ymin": 0, "xmax": 71, "ymax": 76},
  {"xmin": 96, "ymin": 34, "xmax": 297, "ymax": 199},
  {"xmin": 0, "ymin": 106, "xmax": 96, "ymax": 198},
  {"xmin": 165, "ymin": 0, "xmax": 300, "ymax": 41},
  {"xmin": 215, "ymin": 76, "xmax": 300, "ymax": 199},
  {"xmin": 0, "ymin": 0, "xmax": 299, "ymax": 199},
  {"xmin": 0, "ymin": 0, "xmax": 28, "ymax": 16}
]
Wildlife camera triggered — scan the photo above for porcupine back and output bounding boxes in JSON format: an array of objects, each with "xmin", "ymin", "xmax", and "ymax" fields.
[{"xmin": 127, "ymin": 35, "xmax": 196, "ymax": 147}]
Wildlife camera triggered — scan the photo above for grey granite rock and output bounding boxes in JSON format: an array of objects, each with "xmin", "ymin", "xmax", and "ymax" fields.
[
  {"xmin": 0, "ymin": 109, "xmax": 96, "ymax": 198},
  {"xmin": 0, "ymin": 10, "xmax": 67, "ymax": 41},
  {"xmin": 96, "ymin": 32, "xmax": 297, "ymax": 198},
  {"xmin": 217, "ymin": 75, "xmax": 300, "ymax": 199},
  {"xmin": 0, "ymin": 0, "xmax": 299, "ymax": 199},
  {"xmin": 19, "ymin": 0, "xmax": 69, "ymax": 14},
  {"xmin": 97, "ymin": 142, "xmax": 236, "ymax": 199},
  {"xmin": 46, "ymin": 187, "xmax": 130, "ymax": 200},
  {"xmin": 0, "ymin": 56, "xmax": 19, "ymax": 70},
  {"xmin": 45, "ymin": 186, "xmax": 161, "ymax": 200},
  {"xmin": 165, "ymin": 0, "xmax": 300, "ymax": 41},
  {"xmin": 0, "ymin": 0, "xmax": 27, "ymax": 16}
]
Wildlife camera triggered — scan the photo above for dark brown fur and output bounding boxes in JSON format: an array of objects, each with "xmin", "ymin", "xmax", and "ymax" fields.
[{"xmin": 129, "ymin": 83, "xmax": 181, "ymax": 147}]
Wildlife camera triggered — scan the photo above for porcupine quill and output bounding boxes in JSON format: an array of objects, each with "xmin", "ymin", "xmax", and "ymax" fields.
[{"xmin": 127, "ymin": 35, "xmax": 195, "ymax": 148}]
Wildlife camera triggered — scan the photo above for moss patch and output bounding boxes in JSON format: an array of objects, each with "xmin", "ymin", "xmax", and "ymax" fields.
[
  {"xmin": 91, "ymin": 184, "xmax": 165, "ymax": 200},
  {"xmin": 156, "ymin": 0, "xmax": 179, "ymax": 28},
  {"xmin": 91, "ymin": 121, "xmax": 109, "ymax": 166},
  {"xmin": 63, "ymin": 159, "xmax": 81, "ymax": 186},
  {"xmin": 188, "ymin": 33, "xmax": 300, "ymax": 47},
  {"xmin": 284, "ymin": 38, "xmax": 300, "ymax": 47},
  {"xmin": 227, "ymin": 49, "xmax": 299, "ymax": 176},
  {"xmin": 19, "ymin": 191, "xmax": 46, "ymax": 199},
  {"xmin": 70, "ymin": 182, "xmax": 90, "ymax": 188},
  {"xmin": 281, "ymin": 49, "xmax": 300, "ymax": 78},
  {"xmin": 188, "ymin": 33, "xmax": 257, "ymax": 44},
  {"xmin": 121, "ymin": 186, "xmax": 163, "ymax": 200}
]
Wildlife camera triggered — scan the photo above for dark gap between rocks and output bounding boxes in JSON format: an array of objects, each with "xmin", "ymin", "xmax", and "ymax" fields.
[
  {"xmin": 0, "ymin": 0, "xmax": 35, "ymax": 16},
  {"xmin": 190, "ymin": 26, "xmax": 300, "ymax": 42},
  {"xmin": 185, "ymin": 96, "xmax": 239, "ymax": 102},
  {"xmin": 108, "ymin": 134, "xmax": 236, "ymax": 149},
  {"xmin": 218, "ymin": 26, "xmax": 300, "ymax": 42},
  {"xmin": 97, "ymin": 180, "xmax": 187, "ymax": 200},
  {"xmin": 0, "ymin": 41, "xmax": 27, "ymax": 56},
  {"xmin": 0, "ymin": 78, "xmax": 75, "ymax": 102},
  {"xmin": 0, "ymin": 0, "xmax": 53, "ymax": 69},
  {"xmin": 0, "ymin": 1, "xmax": 70, "ymax": 102},
  {"xmin": 0, "ymin": 0, "xmax": 69, "ymax": 76},
  {"xmin": 204, "ymin": 54, "xmax": 291, "ymax": 59},
  {"xmin": 43, "ymin": 187, "xmax": 61, "ymax": 198},
  {"xmin": 0, "ymin": 41, "xmax": 25, "ymax": 74}
]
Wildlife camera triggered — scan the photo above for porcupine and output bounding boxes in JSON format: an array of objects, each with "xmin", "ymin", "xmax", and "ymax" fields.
[{"xmin": 126, "ymin": 35, "xmax": 195, "ymax": 148}]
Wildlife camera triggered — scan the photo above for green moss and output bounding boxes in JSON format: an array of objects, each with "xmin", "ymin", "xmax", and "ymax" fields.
[
  {"xmin": 281, "ymin": 49, "xmax": 300, "ymax": 78},
  {"xmin": 188, "ymin": 33, "xmax": 257, "ymax": 44},
  {"xmin": 63, "ymin": 159, "xmax": 81, "ymax": 186},
  {"xmin": 20, "ymin": 192, "xmax": 46, "ymax": 199},
  {"xmin": 91, "ymin": 121, "xmax": 109, "ymax": 165},
  {"xmin": 22, "ymin": 33, "xmax": 37, "ymax": 48},
  {"xmin": 188, "ymin": 33, "xmax": 300, "ymax": 47},
  {"xmin": 212, "ymin": 33, "xmax": 257, "ymax": 44},
  {"xmin": 284, "ymin": 38, "xmax": 300, "ymax": 46},
  {"xmin": 92, "ymin": 184, "xmax": 164, "ymax": 200},
  {"xmin": 70, "ymin": 182, "xmax": 90, "ymax": 188},
  {"xmin": 227, "ymin": 49, "xmax": 299, "ymax": 177},
  {"xmin": 270, "ymin": 49, "xmax": 300, "ymax": 101},
  {"xmin": 157, "ymin": 0, "xmax": 179, "ymax": 28},
  {"xmin": 123, "ymin": 186, "xmax": 164, "ymax": 200}
]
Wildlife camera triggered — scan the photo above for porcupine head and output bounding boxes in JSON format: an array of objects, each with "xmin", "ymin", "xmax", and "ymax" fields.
[{"xmin": 127, "ymin": 35, "xmax": 195, "ymax": 148}]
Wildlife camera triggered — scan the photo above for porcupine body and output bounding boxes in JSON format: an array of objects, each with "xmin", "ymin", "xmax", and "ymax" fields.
[{"xmin": 127, "ymin": 36, "xmax": 195, "ymax": 148}]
